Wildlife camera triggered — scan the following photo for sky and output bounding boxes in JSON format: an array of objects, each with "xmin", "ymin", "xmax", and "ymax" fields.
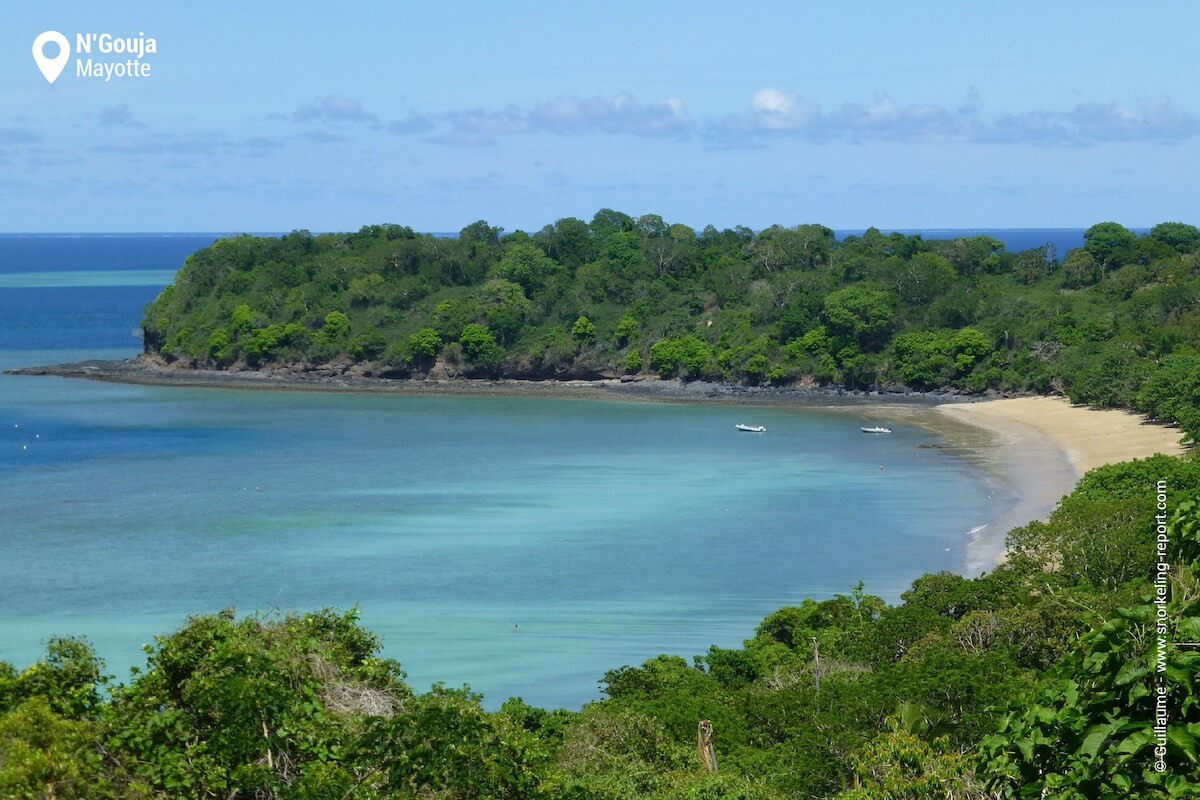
[{"xmin": 3, "ymin": 1, "xmax": 1199, "ymax": 233}]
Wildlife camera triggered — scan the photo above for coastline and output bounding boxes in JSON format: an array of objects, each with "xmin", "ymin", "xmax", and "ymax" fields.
[
  {"xmin": 7, "ymin": 358, "xmax": 1188, "ymax": 575},
  {"xmin": 817, "ymin": 401, "xmax": 1078, "ymax": 573},
  {"xmin": 2, "ymin": 357, "xmax": 962, "ymax": 406},
  {"xmin": 931, "ymin": 397, "xmax": 1187, "ymax": 571},
  {"xmin": 935, "ymin": 396, "xmax": 1188, "ymax": 474}
]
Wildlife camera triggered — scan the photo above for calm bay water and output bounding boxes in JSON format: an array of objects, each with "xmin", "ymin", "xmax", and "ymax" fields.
[{"xmin": 0, "ymin": 233, "xmax": 1035, "ymax": 709}]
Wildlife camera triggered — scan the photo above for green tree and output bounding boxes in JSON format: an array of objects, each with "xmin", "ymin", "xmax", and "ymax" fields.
[
  {"xmin": 891, "ymin": 331, "xmax": 954, "ymax": 388},
  {"xmin": 459, "ymin": 323, "xmax": 505, "ymax": 370},
  {"xmin": 589, "ymin": 208, "xmax": 635, "ymax": 242},
  {"xmin": 475, "ymin": 278, "xmax": 533, "ymax": 345},
  {"xmin": 649, "ymin": 335, "xmax": 713, "ymax": 379},
  {"xmin": 456, "ymin": 221, "xmax": 504, "ymax": 283},
  {"xmin": 939, "ymin": 235, "xmax": 1004, "ymax": 276},
  {"xmin": 1150, "ymin": 222, "xmax": 1200, "ymax": 254},
  {"xmin": 951, "ymin": 328, "xmax": 991, "ymax": 368},
  {"xmin": 743, "ymin": 353, "xmax": 771, "ymax": 383},
  {"xmin": 431, "ymin": 300, "xmax": 470, "ymax": 341},
  {"xmin": 1083, "ymin": 222, "xmax": 1137, "ymax": 279},
  {"xmin": 1060, "ymin": 340, "xmax": 1148, "ymax": 408},
  {"xmin": 625, "ymin": 348, "xmax": 642, "ymax": 373},
  {"xmin": 408, "ymin": 327, "xmax": 442, "ymax": 364},
  {"xmin": 534, "ymin": 217, "xmax": 594, "ymax": 268},
  {"xmin": 348, "ymin": 272, "xmax": 386, "ymax": 307},
  {"xmin": 614, "ymin": 314, "xmax": 639, "ymax": 347},
  {"xmin": 230, "ymin": 303, "xmax": 255, "ymax": 336},
  {"xmin": 362, "ymin": 686, "xmax": 543, "ymax": 800},
  {"xmin": 460, "ymin": 220, "xmax": 502, "ymax": 249},
  {"xmin": 835, "ymin": 729, "xmax": 986, "ymax": 800},
  {"xmin": 3, "ymin": 638, "xmax": 107, "ymax": 720},
  {"xmin": 822, "ymin": 286, "xmax": 895, "ymax": 349},
  {"xmin": 206, "ymin": 328, "xmax": 233, "ymax": 364},
  {"xmin": 0, "ymin": 698, "xmax": 113, "ymax": 800},
  {"xmin": 322, "ymin": 310, "xmax": 350, "ymax": 341},
  {"xmin": 1137, "ymin": 352, "xmax": 1200, "ymax": 443},
  {"xmin": 1062, "ymin": 249, "xmax": 1100, "ymax": 288},
  {"xmin": 105, "ymin": 608, "xmax": 409, "ymax": 800},
  {"xmin": 603, "ymin": 231, "xmax": 650, "ymax": 286},
  {"xmin": 551, "ymin": 705, "xmax": 691, "ymax": 798},
  {"xmin": 895, "ymin": 252, "xmax": 956, "ymax": 305},
  {"xmin": 571, "ymin": 315, "xmax": 596, "ymax": 344},
  {"xmin": 980, "ymin": 503, "xmax": 1200, "ymax": 798},
  {"xmin": 496, "ymin": 241, "xmax": 565, "ymax": 295},
  {"xmin": 350, "ymin": 329, "xmax": 387, "ymax": 361},
  {"xmin": 243, "ymin": 322, "xmax": 308, "ymax": 364}
]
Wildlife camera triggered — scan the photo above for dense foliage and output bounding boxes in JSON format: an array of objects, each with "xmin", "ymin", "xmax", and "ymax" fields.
[
  {"xmin": 3, "ymin": 456, "xmax": 1198, "ymax": 798},
  {"xmin": 142, "ymin": 215, "xmax": 1200, "ymax": 442}
]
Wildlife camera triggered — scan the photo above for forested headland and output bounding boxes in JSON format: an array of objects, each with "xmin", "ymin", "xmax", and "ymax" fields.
[{"xmin": 141, "ymin": 213, "xmax": 1200, "ymax": 442}]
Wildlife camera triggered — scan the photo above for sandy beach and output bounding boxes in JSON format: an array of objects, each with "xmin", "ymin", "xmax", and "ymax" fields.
[
  {"xmin": 929, "ymin": 397, "xmax": 1187, "ymax": 571},
  {"xmin": 935, "ymin": 396, "xmax": 1188, "ymax": 474},
  {"xmin": 823, "ymin": 396, "xmax": 1188, "ymax": 574}
]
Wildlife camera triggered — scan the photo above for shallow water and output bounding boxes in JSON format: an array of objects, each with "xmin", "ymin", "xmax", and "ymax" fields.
[
  {"xmin": 0, "ymin": 235, "xmax": 1012, "ymax": 709},
  {"xmin": 0, "ymin": 368, "xmax": 1005, "ymax": 707}
]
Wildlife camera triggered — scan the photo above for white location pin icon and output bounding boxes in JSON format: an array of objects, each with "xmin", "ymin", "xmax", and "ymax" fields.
[{"xmin": 32, "ymin": 31, "xmax": 70, "ymax": 84}]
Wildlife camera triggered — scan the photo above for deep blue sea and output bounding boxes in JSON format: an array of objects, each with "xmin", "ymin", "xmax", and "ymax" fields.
[
  {"xmin": 0, "ymin": 232, "xmax": 1058, "ymax": 709},
  {"xmin": 835, "ymin": 227, "xmax": 1083, "ymax": 253}
]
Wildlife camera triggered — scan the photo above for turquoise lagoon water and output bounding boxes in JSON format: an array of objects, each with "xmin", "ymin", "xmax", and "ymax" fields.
[{"xmin": 0, "ymin": 235, "xmax": 1011, "ymax": 709}]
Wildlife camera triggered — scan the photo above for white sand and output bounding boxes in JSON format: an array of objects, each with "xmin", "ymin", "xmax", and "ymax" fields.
[
  {"xmin": 930, "ymin": 396, "xmax": 1187, "ymax": 571},
  {"xmin": 836, "ymin": 396, "xmax": 1187, "ymax": 574},
  {"xmin": 935, "ymin": 396, "xmax": 1187, "ymax": 474}
]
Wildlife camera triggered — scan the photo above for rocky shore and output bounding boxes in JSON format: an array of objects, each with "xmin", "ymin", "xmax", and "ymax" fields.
[{"xmin": 5, "ymin": 355, "xmax": 971, "ymax": 406}]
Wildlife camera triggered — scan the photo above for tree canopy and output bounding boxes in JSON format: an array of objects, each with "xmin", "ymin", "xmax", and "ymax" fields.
[{"xmin": 141, "ymin": 213, "xmax": 1200, "ymax": 441}]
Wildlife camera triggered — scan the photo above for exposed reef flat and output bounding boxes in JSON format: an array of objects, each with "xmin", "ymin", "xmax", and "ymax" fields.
[{"xmin": 4, "ymin": 356, "xmax": 967, "ymax": 405}]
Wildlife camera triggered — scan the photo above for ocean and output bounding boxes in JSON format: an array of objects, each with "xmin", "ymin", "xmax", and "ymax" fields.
[
  {"xmin": 0, "ymin": 232, "xmax": 1052, "ymax": 709},
  {"xmin": 837, "ymin": 227, "xmax": 1092, "ymax": 253}
]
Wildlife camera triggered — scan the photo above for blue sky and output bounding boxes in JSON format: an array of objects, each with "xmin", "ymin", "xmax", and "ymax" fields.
[{"xmin": 4, "ymin": 1, "xmax": 1199, "ymax": 233}]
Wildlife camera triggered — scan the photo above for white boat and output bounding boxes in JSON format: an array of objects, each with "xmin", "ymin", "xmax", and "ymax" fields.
[
  {"xmin": 736, "ymin": 424, "xmax": 766, "ymax": 432},
  {"xmin": 861, "ymin": 426, "xmax": 893, "ymax": 434}
]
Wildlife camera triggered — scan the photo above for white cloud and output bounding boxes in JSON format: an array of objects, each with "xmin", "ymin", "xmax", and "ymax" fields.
[
  {"xmin": 530, "ymin": 93, "xmax": 691, "ymax": 136},
  {"xmin": 291, "ymin": 95, "xmax": 378, "ymax": 124},
  {"xmin": 713, "ymin": 87, "xmax": 817, "ymax": 142},
  {"xmin": 749, "ymin": 88, "xmax": 816, "ymax": 130},
  {"xmin": 823, "ymin": 96, "xmax": 965, "ymax": 142},
  {"xmin": 439, "ymin": 94, "xmax": 693, "ymax": 144},
  {"xmin": 986, "ymin": 96, "xmax": 1199, "ymax": 145},
  {"xmin": 712, "ymin": 88, "xmax": 1200, "ymax": 147},
  {"xmin": 444, "ymin": 106, "xmax": 530, "ymax": 140}
]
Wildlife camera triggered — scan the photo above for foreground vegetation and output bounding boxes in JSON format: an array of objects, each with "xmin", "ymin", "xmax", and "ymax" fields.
[
  {"xmin": 3, "ymin": 454, "xmax": 1199, "ymax": 798},
  {"xmin": 143, "ymin": 214, "xmax": 1200, "ymax": 442}
]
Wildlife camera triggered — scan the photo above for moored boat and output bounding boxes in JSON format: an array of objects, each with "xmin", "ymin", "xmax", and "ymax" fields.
[
  {"xmin": 736, "ymin": 424, "xmax": 766, "ymax": 432},
  {"xmin": 861, "ymin": 426, "xmax": 893, "ymax": 433}
]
